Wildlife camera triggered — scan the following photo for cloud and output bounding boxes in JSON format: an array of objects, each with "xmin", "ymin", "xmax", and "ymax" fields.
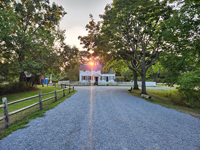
[
  {"xmin": 50, "ymin": 0, "xmax": 113, "ymax": 50},
  {"xmin": 65, "ymin": 26, "xmax": 88, "ymax": 50}
]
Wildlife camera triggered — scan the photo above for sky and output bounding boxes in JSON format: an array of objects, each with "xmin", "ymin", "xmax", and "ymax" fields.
[{"xmin": 49, "ymin": 0, "xmax": 113, "ymax": 51}]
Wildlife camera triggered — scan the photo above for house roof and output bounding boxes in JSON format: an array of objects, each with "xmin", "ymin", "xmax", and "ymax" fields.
[{"xmin": 79, "ymin": 65, "xmax": 102, "ymax": 71}]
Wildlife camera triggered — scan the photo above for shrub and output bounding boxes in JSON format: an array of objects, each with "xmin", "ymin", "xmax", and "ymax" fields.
[
  {"xmin": 150, "ymin": 89, "xmax": 200, "ymax": 109},
  {"xmin": 178, "ymin": 89, "xmax": 200, "ymax": 108},
  {"xmin": 156, "ymin": 78, "xmax": 164, "ymax": 83},
  {"xmin": 115, "ymin": 76, "xmax": 124, "ymax": 82},
  {"xmin": 0, "ymin": 82, "xmax": 37, "ymax": 96},
  {"xmin": 69, "ymin": 76, "xmax": 78, "ymax": 81}
]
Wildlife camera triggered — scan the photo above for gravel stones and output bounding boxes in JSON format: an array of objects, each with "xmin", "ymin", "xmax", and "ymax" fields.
[{"xmin": 0, "ymin": 86, "xmax": 199, "ymax": 150}]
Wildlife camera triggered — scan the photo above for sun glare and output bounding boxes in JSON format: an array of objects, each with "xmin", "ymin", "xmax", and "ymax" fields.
[{"xmin": 89, "ymin": 62, "xmax": 94, "ymax": 66}]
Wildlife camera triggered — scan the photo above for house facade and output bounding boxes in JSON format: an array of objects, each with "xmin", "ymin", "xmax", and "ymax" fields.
[{"xmin": 79, "ymin": 65, "xmax": 115, "ymax": 85}]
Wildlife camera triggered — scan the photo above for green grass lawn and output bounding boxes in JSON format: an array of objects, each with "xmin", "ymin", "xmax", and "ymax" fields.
[
  {"xmin": 0, "ymin": 86, "xmax": 76, "ymax": 139},
  {"xmin": 128, "ymin": 89, "xmax": 200, "ymax": 119}
]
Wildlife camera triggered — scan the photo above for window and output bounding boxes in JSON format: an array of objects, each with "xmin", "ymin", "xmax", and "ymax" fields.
[
  {"xmin": 83, "ymin": 76, "xmax": 85, "ymax": 80},
  {"xmin": 104, "ymin": 76, "xmax": 106, "ymax": 80},
  {"xmin": 89, "ymin": 76, "xmax": 91, "ymax": 80},
  {"xmin": 100, "ymin": 76, "xmax": 102, "ymax": 81}
]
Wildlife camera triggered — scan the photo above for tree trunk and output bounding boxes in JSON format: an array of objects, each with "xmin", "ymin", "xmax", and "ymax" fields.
[
  {"xmin": 133, "ymin": 69, "xmax": 139, "ymax": 90},
  {"xmin": 19, "ymin": 72, "xmax": 24, "ymax": 82},
  {"xmin": 154, "ymin": 73, "xmax": 158, "ymax": 84},
  {"xmin": 141, "ymin": 69, "xmax": 147, "ymax": 94}
]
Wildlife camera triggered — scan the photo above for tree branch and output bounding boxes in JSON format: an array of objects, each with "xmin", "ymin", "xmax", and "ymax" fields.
[
  {"xmin": 145, "ymin": 36, "xmax": 161, "ymax": 65},
  {"xmin": 111, "ymin": 49, "xmax": 137, "ymax": 71},
  {"xmin": 145, "ymin": 17, "xmax": 160, "ymax": 47},
  {"xmin": 145, "ymin": 51, "xmax": 160, "ymax": 72}
]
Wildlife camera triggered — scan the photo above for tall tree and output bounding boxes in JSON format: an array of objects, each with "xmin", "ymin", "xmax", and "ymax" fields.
[
  {"xmin": 0, "ymin": 0, "xmax": 18, "ymax": 82},
  {"xmin": 160, "ymin": 0, "xmax": 200, "ymax": 106},
  {"xmin": 78, "ymin": 51, "xmax": 90, "ymax": 64},
  {"xmin": 78, "ymin": 14, "xmax": 100, "ymax": 53},
  {"xmin": 160, "ymin": 0, "xmax": 200, "ymax": 86},
  {"xmin": 0, "ymin": 0, "xmax": 66, "ymax": 87},
  {"xmin": 101, "ymin": 0, "xmax": 172, "ymax": 94},
  {"xmin": 60, "ymin": 45, "xmax": 79, "ymax": 70}
]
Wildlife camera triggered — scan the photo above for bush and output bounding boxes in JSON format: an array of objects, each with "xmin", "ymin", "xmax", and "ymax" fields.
[
  {"xmin": 69, "ymin": 76, "xmax": 78, "ymax": 81},
  {"xmin": 115, "ymin": 76, "xmax": 124, "ymax": 82},
  {"xmin": 155, "ymin": 89, "xmax": 200, "ymax": 109},
  {"xmin": 178, "ymin": 89, "xmax": 200, "ymax": 108},
  {"xmin": 175, "ymin": 68, "xmax": 200, "ymax": 108},
  {"xmin": 157, "ymin": 78, "xmax": 164, "ymax": 83},
  {"xmin": 149, "ymin": 89, "xmax": 199, "ymax": 109},
  {"xmin": 0, "ymin": 82, "xmax": 37, "ymax": 96}
]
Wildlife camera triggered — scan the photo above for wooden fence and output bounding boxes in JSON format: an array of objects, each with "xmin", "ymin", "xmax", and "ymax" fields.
[{"xmin": 0, "ymin": 86, "xmax": 74, "ymax": 128}]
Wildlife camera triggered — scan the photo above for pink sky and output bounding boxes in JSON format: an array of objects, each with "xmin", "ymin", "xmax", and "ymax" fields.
[{"xmin": 50, "ymin": 0, "xmax": 113, "ymax": 51}]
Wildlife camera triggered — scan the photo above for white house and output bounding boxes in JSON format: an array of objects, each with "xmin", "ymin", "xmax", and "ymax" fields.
[{"xmin": 79, "ymin": 64, "xmax": 116, "ymax": 85}]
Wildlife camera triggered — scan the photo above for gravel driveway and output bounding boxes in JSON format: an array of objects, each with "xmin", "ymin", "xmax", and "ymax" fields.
[{"xmin": 0, "ymin": 86, "xmax": 199, "ymax": 150}]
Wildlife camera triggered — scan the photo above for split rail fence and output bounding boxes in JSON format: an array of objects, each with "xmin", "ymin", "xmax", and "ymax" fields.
[{"xmin": 0, "ymin": 86, "xmax": 74, "ymax": 128}]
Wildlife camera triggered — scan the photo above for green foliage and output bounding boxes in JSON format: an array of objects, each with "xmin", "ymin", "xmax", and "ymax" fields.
[
  {"xmin": 147, "ymin": 62, "xmax": 164, "ymax": 82},
  {"xmin": 78, "ymin": 14, "xmax": 100, "ymax": 52},
  {"xmin": 103, "ymin": 59, "xmax": 128, "ymax": 74},
  {"xmin": 78, "ymin": 51, "xmax": 90, "ymax": 64},
  {"xmin": 159, "ymin": 0, "xmax": 200, "ymax": 105},
  {"xmin": 78, "ymin": 14, "xmax": 113, "ymax": 67},
  {"xmin": 52, "ymin": 61, "xmax": 80, "ymax": 82},
  {"xmin": 121, "ymin": 69, "xmax": 133, "ymax": 81},
  {"xmin": 115, "ymin": 76, "xmax": 124, "ymax": 82},
  {"xmin": 69, "ymin": 76, "xmax": 78, "ymax": 81},
  {"xmin": 0, "ymin": 82, "xmax": 36, "ymax": 95},
  {"xmin": 0, "ymin": 87, "xmax": 76, "ymax": 139},
  {"xmin": 131, "ymin": 89, "xmax": 200, "ymax": 110},
  {"xmin": 60, "ymin": 45, "xmax": 79, "ymax": 70},
  {"xmin": 175, "ymin": 68, "xmax": 200, "ymax": 107},
  {"xmin": 178, "ymin": 68, "xmax": 200, "ymax": 91},
  {"xmin": 160, "ymin": 0, "xmax": 200, "ymax": 87},
  {"xmin": 0, "ymin": 0, "xmax": 67, "ymax": 88},
  {"xmin": 101, "ymin": 0, "xmax": 173, "ymax": 94}
]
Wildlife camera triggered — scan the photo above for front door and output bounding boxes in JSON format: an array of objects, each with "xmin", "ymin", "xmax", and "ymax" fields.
[{"xmin": 95, "ymin": 77, "xmax": 98, "ymax": 85}]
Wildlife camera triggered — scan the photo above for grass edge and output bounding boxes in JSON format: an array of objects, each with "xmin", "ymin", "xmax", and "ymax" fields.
[{"xmin": 0, "ymin": 90, "xmax": 77, "ymax": 140}]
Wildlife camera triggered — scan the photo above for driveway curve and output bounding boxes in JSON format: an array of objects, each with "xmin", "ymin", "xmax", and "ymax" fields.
[{"xmin": 0, "ymin": 86, "xmax": 199, "ymax": 150}]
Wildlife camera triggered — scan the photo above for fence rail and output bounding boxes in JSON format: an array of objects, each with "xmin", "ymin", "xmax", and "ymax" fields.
[
  {"xmin": 0, "ymin": 104, "xmax": 5, "ymax": 108},
  {"xmin": 0, "ymin": 86, "xmax": 74, "ymax": 128},
  {"xmin": 7, "ymin": 95, "xmax": 39, "ymax": 106}
]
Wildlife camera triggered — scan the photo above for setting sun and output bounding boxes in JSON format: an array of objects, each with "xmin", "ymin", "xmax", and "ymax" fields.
[{"xmin": 89, "ymin": 62, "xmax": 94, "ymax": 66}]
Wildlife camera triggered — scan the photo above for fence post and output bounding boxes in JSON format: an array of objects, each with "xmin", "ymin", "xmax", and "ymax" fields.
[
  {"xmin": 69, "ymin": 85, "xmax": 70, "ymax": 94},
  {"xmin": 39, "ymin": 91, "xmax": 42, "ymax": 110},
  {"xmin": 63, "ymin": 88, "xmax": 65, "ymax": 97},
  {"xmin": 2, "ymin": 97, "xmax": 9, "ymax": 128},
  {"xmin": 73, "ymin": 86, "xmax": 74, "ymax": 91},
  {"xmin": 55, "ymin": 89, "xmax": 57, "ymax": 102}
]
